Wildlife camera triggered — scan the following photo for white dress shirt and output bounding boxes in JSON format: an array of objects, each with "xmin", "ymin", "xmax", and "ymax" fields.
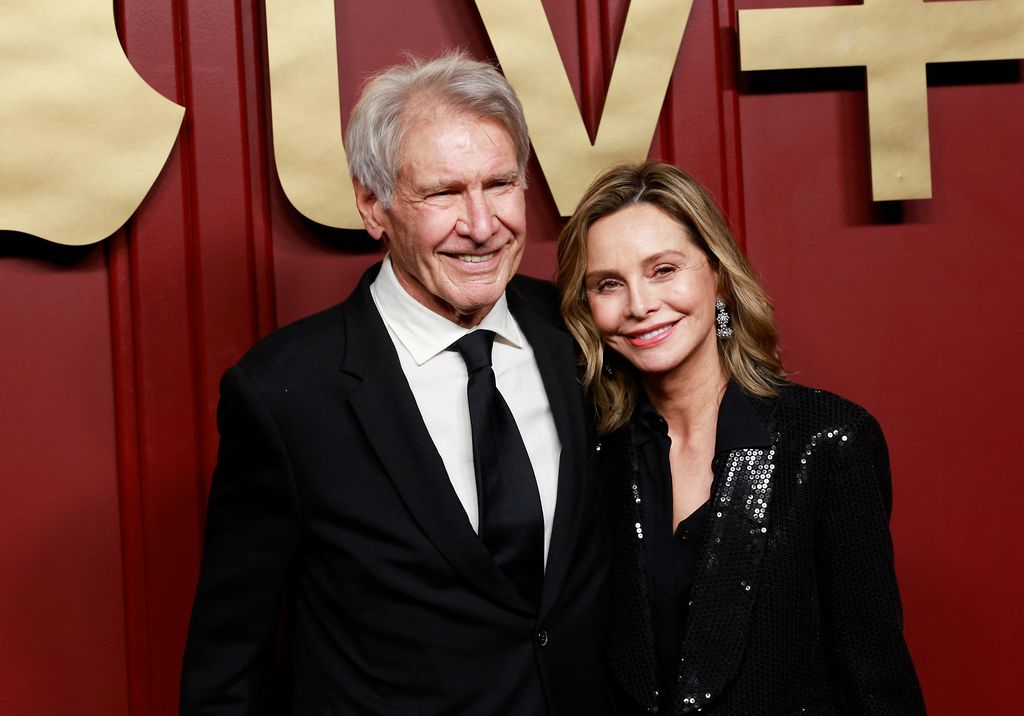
[{"xmin": 370, "ymin": 257, "xmax": 561, "ymax": 565}]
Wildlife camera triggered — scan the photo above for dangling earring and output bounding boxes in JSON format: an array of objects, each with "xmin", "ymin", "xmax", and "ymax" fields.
[
  {"xmin": 603, "ymin": 352, "xmax": 615, "ymax": 376},
  {"xmin": 715, "ymin": 298, "xmax": 733, "ymax": 339},
  {"xmin": 602, "ymin": 348, "xmax": 619, "ymax": 376}
]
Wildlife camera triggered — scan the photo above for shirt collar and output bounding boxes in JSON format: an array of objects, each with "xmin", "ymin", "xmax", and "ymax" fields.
[
  {"xmin": 634, "ymin": 388, "xmax": 666, "ymax": 446},
  {"xmin": 369, "ymin": 256, "xmax": 523, "ymax": 366},
  {"xmin": 714, "ymin": 381, "xmax": 772, "ymax": 453},
  {"xmin": 633, "ymin": 380, "xmax": 772, "ymax": 453}
]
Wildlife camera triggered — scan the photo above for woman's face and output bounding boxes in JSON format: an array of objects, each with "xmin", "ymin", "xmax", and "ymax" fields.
[{"xmin": 584, "ymin": 203, "xmax": 720, "ymax": 380}]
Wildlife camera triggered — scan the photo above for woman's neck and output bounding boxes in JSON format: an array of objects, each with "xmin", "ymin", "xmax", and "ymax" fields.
[{"xmin": 642, "ymin": 360, "xmax": 727, "ymax": 442}]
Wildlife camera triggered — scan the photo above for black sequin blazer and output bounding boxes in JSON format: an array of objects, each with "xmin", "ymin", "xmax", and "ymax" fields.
[{"xmin": 602, "ymin": 383, "xmax": 926, "ymax": 715}]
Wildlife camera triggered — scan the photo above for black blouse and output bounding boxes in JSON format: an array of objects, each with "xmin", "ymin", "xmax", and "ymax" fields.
[{"xmin": 632, "ymin": 383, "xmax": 771, "ymax": 709}]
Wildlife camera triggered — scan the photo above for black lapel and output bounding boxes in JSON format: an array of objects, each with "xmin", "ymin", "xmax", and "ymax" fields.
[
  {"xmin": 506, "ymin": 283, "xmax": 586, "ymax": 618},
  {"xmin": 674, "ymin": 396, "xmax": 779, "ymax": 714},
  {"xmin": 341, "ymin": 268, "xmax": 532, "ymax": 615},
  {"xmin": 606, "ymin": 426, "xmax": 661, "ymax": 712}
]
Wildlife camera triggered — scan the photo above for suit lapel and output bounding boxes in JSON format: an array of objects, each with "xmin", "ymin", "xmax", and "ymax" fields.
[
  {"xmin": 606, "ymin": 426, "xmax": 661, "ymax": 712},
  {"xmin": 341, "ymin": 271, "xmax": 532, "ymax": 615},
  {"xmin": 674, "ymin": 396, "xmax": 778, "ymax": 713},
  {"xmin": 507, "ymin": 286, "xmax": 587, "ymax": 618}
]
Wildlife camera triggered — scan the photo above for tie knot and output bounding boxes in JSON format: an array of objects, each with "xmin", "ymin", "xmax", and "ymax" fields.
[{"xmin": 453, "ymin": 330, "xmax": 495, "ymax": 373}]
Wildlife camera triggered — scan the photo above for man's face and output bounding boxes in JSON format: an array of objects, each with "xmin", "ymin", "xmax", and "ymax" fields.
[{"xmin": 357, "ymin": 108, "xmax": 527, "ymax": 327}]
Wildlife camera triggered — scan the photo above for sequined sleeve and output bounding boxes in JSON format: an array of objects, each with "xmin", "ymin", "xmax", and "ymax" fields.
[{"xmin": 815, "ymin": 409, "xmax": 927, "ymax": 714}]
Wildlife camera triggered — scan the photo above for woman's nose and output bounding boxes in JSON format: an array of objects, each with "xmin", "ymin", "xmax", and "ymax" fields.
[{"xmin": 626, "ymin": 281, "xmax": 657, "ymax": 318}]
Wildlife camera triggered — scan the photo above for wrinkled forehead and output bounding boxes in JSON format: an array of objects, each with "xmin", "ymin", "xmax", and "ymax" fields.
[
  {"xmin": 397, "ymin": 97, "xmax": 514, "ymax": 165},
  {"xmin": 395, "ymin": 115, "xmax": 518, "ymax": 193}
]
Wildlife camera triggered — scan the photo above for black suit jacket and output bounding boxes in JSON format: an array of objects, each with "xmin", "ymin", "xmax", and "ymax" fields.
[
  {"xmin": 181, "ymin": 265, "xmax": 612, "ymax": 715},
  {"xmin": 603, "ymin": 384, "xmax": 925, "ymax": 715}
]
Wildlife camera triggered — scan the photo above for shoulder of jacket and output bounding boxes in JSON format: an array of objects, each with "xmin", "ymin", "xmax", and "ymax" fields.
[
  {"xmin": 765, "ymin": 382, "xmax": 885, "ymax": 458},
  {"xmin": 507, "ymin": 274, "xmax": 561, "ymax": 324},
  {"xmin": 236, "ymin": 303, "xmax": 345, "ymax": 375},
  {"xmin": 237, "ymin": 263, "xmax": 381, "ymax": 378},
  {"xmin": 775, "ymin": 382, "xmax": 873, "ymax": 422}
]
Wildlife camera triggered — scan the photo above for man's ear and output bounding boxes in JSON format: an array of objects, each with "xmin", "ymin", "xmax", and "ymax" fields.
[{"xmin": 353, "ymin": 180, "xmax": 388, "ymax": 241}]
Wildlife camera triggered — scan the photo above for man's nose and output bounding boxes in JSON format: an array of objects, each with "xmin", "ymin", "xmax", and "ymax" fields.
[{"xmin": 456, "ymin": 190, "xmax": 499, "ymax": 242}]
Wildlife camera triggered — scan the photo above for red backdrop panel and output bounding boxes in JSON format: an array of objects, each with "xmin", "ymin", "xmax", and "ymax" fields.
[{"xmin": 0, "ymin": 241, "xmax": 129, "ymax": 714}]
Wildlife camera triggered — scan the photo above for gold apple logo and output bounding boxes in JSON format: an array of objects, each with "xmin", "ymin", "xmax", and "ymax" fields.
[{"xmin": 0, "ymin": 0, "xmax": 184, "ymax": 245}]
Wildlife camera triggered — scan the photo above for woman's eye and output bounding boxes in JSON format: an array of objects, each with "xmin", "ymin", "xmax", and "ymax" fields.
[
  {"xmin": 595, "ymin": 279, "xmax": 622, "ymax": 292},
  {"xmin": 652, "ymin": 264, "xmax": 678, "ymax": 278}
]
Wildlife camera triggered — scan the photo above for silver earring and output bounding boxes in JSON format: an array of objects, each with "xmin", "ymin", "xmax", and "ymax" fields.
[{"xmin": 715, "ymin": 298, "xmax": 733, "ymax": 339}]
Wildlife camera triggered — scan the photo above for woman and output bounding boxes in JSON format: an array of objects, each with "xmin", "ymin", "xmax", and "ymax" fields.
[{"xmin": 557, "ymin": 162, "xmax": 925, "ymax": 715}]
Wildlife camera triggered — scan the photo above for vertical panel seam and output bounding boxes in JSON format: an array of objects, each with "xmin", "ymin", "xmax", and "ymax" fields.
[
  {"xmin": 236, "ymin": 0, "xmax": 278, "ymax": 339},
  {"xmin": 173, "ymin": 0, "xmax": 213, "ymax": 544},
  {"xmin": 110, "ymin": 2, "xmax": 154, "ymax": 713},
  {"xmin": 230, "ymin": 0, "xmax": 260, "ymax": 348},
  {"xmin": 714, "ymin": 0, "xmax": 748, "ymax": 248},
  {"xmin": 107, "ymin": 226, "xmax": 153, "ymax": 716}
]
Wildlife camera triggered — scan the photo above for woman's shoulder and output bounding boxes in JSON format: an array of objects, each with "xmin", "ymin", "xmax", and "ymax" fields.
[
  {"xmin": 765, "ymin": 381, "xmax": 884, "ymax": 446},
  {"xmin": 771, "ymin": 381, "xmax": 874, "ymax": 417}
]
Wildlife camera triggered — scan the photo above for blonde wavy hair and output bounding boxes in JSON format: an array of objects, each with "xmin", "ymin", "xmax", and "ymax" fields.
[{"xmin": 556, "ymin": 162, "xmax": 785, "ymax": 434}]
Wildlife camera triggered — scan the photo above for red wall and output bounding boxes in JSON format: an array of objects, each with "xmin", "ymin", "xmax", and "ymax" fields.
[{"xmin": 0, "ymin": 1, "xmax": 1020, "ymax": 713}]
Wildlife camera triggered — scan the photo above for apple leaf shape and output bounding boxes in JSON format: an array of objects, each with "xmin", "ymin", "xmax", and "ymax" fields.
[{"xmin": 0, "ymin": 0, "xmax": 185, "ymax": 245}]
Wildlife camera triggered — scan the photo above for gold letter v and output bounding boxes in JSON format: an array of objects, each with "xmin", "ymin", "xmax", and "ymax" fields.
[{"xmin": 476, "ymin": 0, "xmax": 694, "ymax": 215}]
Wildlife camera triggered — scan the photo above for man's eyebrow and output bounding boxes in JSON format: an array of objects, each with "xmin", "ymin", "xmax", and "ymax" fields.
[
  {"xmin": 486, "ymin": 171, "xmax": 519, "ymax": 184},
  {"xmin": 411, "ymin": 180, "xmax": 462, "ymax": 196},
  {"xmin": 413, "ymin": 172, "xmax": 519, "ymax": 196}
]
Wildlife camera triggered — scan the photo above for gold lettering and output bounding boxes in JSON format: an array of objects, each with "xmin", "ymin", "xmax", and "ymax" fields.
[
  {"xmin": 265, "ymin": 0, "xmax": 361, "ymax": 229},
  {"xmin": 739, "ymin": 0, "xmax": 1024, "ymax": 201},
  {"xmin": 0, "ymin": 0, "xmax": 184, "ymax": 245},
  {"xmin": 475, "ymin": 0, "xmax": 694, "ymax": 215}
]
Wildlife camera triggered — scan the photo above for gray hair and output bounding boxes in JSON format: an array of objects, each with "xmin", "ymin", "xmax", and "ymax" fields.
[{"xmin": 346, "ymin": 50, "xmax": 530, "ymax": 208}]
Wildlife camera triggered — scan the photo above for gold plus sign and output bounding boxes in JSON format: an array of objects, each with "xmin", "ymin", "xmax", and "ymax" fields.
[{"xmin": 738, "ymin": 0, "xmax": 1024, "ymax": 201}]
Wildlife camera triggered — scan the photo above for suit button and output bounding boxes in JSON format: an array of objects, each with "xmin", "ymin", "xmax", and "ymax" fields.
[{"xmin": 536, "ymin": 630, "xmax": 549, "ymax": 646}]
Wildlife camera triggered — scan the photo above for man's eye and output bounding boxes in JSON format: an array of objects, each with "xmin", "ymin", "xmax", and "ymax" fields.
[{"xmin": 487, "ymin": 179, "xmax": 514, "ymax": 191}]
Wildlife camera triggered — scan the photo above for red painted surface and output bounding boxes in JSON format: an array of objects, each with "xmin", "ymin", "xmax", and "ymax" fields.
[
  {"xmin": 0, "ymin": 1, "xmax": 1020, "ymax": 713},
  {"xmin": 0, "ymin": 242, "xmax": 130, "ymax": 715}
]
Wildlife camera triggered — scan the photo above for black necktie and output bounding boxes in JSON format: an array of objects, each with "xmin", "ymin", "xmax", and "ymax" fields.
[{"xmin": 453, "ymin": 330, "xmax": 544, "ymax": 608}]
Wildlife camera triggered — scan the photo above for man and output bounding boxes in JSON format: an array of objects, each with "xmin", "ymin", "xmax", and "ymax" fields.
[{"xmin": 180, "ymin": 52, "xmax": 612, "ymax": 714}]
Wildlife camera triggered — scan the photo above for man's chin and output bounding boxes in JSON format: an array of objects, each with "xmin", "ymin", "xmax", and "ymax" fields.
[
  {"xmin": 451, "ymin": 299, "xmax": 500, "ymax": 325},
  {"xmin": 442, "ymin": 268, "xmax": 512, "ymax": 298},
  {"xmin": 436, "ymin": 287, "xmax": 506, "ymax": 325}
]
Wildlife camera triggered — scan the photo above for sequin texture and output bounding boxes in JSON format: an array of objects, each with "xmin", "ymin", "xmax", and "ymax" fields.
[{"xmin": 602, "ymin": 383, "xmax": 925, "ymax": 715}]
